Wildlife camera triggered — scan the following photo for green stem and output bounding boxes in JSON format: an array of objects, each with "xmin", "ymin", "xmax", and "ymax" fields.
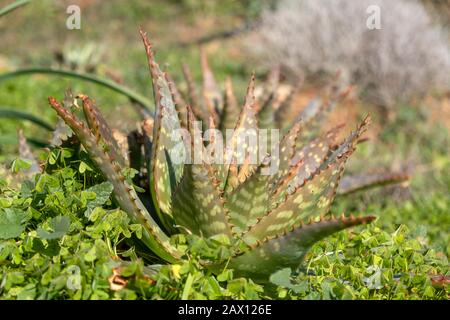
[
  {"xmin": 0, "ymin": 0, "xmax": 30, "ymax": 17},
  {"xmin": 0, "ymin": 68, "xmax": 154, "ymax": 112},
  {"xmin": 0, "ymin": 108, "xmax": 54, "ymax": 131}
]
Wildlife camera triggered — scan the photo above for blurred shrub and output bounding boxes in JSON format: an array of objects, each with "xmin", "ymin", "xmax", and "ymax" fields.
[
  {"xmin": 421, "ymin": 0, "xmax": 450, "ymax": 27},
  {"xmin": 252, "ymin": 0, "xmax": 450, "ymax": 107}
]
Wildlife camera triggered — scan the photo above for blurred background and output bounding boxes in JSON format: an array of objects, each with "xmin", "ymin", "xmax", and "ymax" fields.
[{"xmin": 0, "ymin": 0, "xmax": 449, "ymax": 253}]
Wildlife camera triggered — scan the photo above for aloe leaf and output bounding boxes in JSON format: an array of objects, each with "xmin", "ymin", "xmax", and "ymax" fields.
[
  {"xmin": 182, "ymin": 63, "xmax": 206, "ymax": 123},
  {"xmin": 219, "ymin": 77, "xmax": 240, "ymax": 133},
  {"xmin": 221, "ymin": 74, "xmax": 259, "ymax": 191},
  {"xmin": 274, "ymin": 85, "xmax": 301, "ymax": 132},
  {"xmin": 321, "ymin": 115, "xmax": 370, "ymax": 168},
  {"xmin": 0, "ymin": 108, "xmax": 53, "ymax": 131},
  {"xmin": 50, "ymin": 90, "xmax": 76, "ymax": 147},
  {"xmin": 270, "ymin": 117, "xmax": 368, "ymax": 206},
  {"xmin": 229, "ymin": 215, "xmax": 375, "ymax": 280},
  {"xmin": 225, "ymin": 159, "xmax": 271, "ymax": 234},
  {"xmin": 290, "ymin": 125, "xmax": 343, "ymax": 187},
  {"xmin": 140, "ymin": 29, "xmax": 184, "ymax": 221},
  {"xmin": 200, "ymin": 48, "xmax": 222, "ymax": 121},
  {"xmin": 258, "ymin": 66, "xmax": 280, "ymax": 105},
  {"xmin": 79, "ymin": 95, "xmax": 127, "ymax": 167},
  {"xmin": 0, "ymin": 68, "xmax": 153, "ymax": 112},
  {"xmin": 257, "ymin": 92, "xmax": 276, "ymax": 130},
  {"xmin": 268, "ymin": 121, "xmax": 301, "ymax": 188},
  {"xmin": 48, "ymin": 96, "xmax": 181, "ymax": 263},
  {"xmin": 171, "ymin": 162, "xmax": 234, "ymax": 238},
  {"xmin": 222, "ymin": 160, "xmax": 239, "ymax": 193},
  {"xmin": 271, "ymin": 124, "xmax": 343, "ymax": 200},
  {"xmin": 0, "ymin": 0, "xmax": 30, "ymax": 17},
  {"xmin": 165, "ymin": 73, "xmax": 188, "ymax": 128},
  {"xmin": 256, "ymin": 66, "xmax": 281, "ymax": 130},
  {"xmin": 109, "ymin": 129, "xmax": 129, "ymax": 164},
  {"xmin": 172, "ymin": 108, "xmax": 233, "ymax": 238},
  {"xmin": 245, "ymin": 151, "xmax": 351, "ymax": 244},
  {"xmin": 142, "ymin": 118, "xmax": 154, "ymax": 184},
  {"xmin": 338, "ymin": 171, "xmax": 410, "ymax": 195},
  {"xmin": 295, "ymin": 87, "xmax": 352, "ymax": 143}
]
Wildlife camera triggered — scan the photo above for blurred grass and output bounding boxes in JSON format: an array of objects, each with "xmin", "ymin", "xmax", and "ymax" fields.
[{"xmin": 0, "ymin": 0, "xmax": 449, "ymax": 258}]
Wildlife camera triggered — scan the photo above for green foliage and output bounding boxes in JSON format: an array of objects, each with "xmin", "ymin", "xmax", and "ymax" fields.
[
  {"xmin": 270, "ymin": 224, "xmax": 448, "ymax": 300},
  {"xmin": 11, "ymin": 158, "xmax": 32, "ymax": 173},
  {"xmin": 0, "ymin": 159, "xmax": 447, "ymax": 299},
  {"xmin": 36, "ymin": 216, "xmax": 70, "ymax": 240},
  {"xmin": 0, "ymin": 208, "xmax": 30, "ymax": 239}
]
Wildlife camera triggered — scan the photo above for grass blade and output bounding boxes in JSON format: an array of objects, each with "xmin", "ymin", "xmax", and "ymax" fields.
[
  {"xmin": 0, "ymin": 68, "xmax": 153, "ymax": 112},
  {"xmin": 0, "ymin": 0, "xmax": 30, "ymax": 18},
  {"xmin": 0, "ymin": 108, "xmax": 53, "ymax": 131}
]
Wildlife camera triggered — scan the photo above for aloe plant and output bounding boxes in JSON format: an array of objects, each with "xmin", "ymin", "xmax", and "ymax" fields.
[{"xmin": 46, "ymin": 29, "xmax": 408, "ymax": 282}]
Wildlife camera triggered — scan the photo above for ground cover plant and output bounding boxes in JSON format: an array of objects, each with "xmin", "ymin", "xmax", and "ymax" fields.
[{"xmin": 0, "ymin": 0, "xmax": 448, "ymax": 300}]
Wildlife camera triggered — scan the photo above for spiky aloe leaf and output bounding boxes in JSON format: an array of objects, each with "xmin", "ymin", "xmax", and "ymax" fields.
[
  {"xmin": 245, "ymin": 150, "xmax": 351, "ymax": 245},
  {"xmin": 274, "ymin": 85, "xmax": 301, "ymax": 132},
  {"xmin": 256, "ymin": 66, "xmax": 281, "ymax": 130},
  {"xmin": 321, "ymin": 115, "xmax": 370, "ymax": 168},
  {"xmin": 338, "ymin": 171, "xmax": 410, "ymax": 195},
  {"xmin": 270, "ymin": 124, "xmax": 343, "ymax": 201},
  {"xmin": 182, "ymin": 63, "xmax": 206, "ymax": 123},
  {"xmin": 257, "ymin": 92, "xmax": 276, "ymax": 130},
  {"xmin": 204, "ymin": 114, "xmax": 221, "ymax": 168},
  {"xmin": 165, "ymin": 73, "xmax": 188, "ymax": 128},
  {"xmin": 48, "ymin": 96, "xmax": 181, "ymax": 263},
  {"xmin": 288, "ymin": 125, "xmax": 343, "ymax": 188},
  {"xmin": 257, "ymin": 66, "xmax": 280, "ymax": 105},
  {"xmin": 171, "ymin": 162, "xmax": 234, "ymax": 237},
  {"xmin": 221, "ymin": 75, "xmax": 259, "ymax": 192},
  {"xmin": 79, "ymin": 95, "xmax": 127, "ymax": 167},
  {"xmin": 141, "ymin": 117, "xmax": 154, "ymax": 174},
  {"xmin": 140, "ymin": 29, "xmax": 184, "ymax": 221},
  {"xmin": 201, "ymin": 48, "xmax": 222, "ymax": 121},
  {"xmin": 272, "ymin": 115, "xmax": 368, "ymax": 207},
  {"xmin": 269, "ymin": 121, "xmax": 301, "ymax": 188},
  {"xmin": 226, "ymin": 158, "xmax": 271, "ymax": 234},
  {"xmin": 172, "ymin": 108, "xmax": 233, "ymax": 237},
  {"xmin": 295, "ymin": 87, "xmax": 352, "ymax": 144},
  {"xmin": 229, "ymin": 215, "xmax": 375, "ymax": 280},
  {"xmin": 219, "ymin": 77, "xmax": 240, "ymax": 133},
  {"xmin": 110, "ymin": 129, "xmax": 129, "ymax": 165}
]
